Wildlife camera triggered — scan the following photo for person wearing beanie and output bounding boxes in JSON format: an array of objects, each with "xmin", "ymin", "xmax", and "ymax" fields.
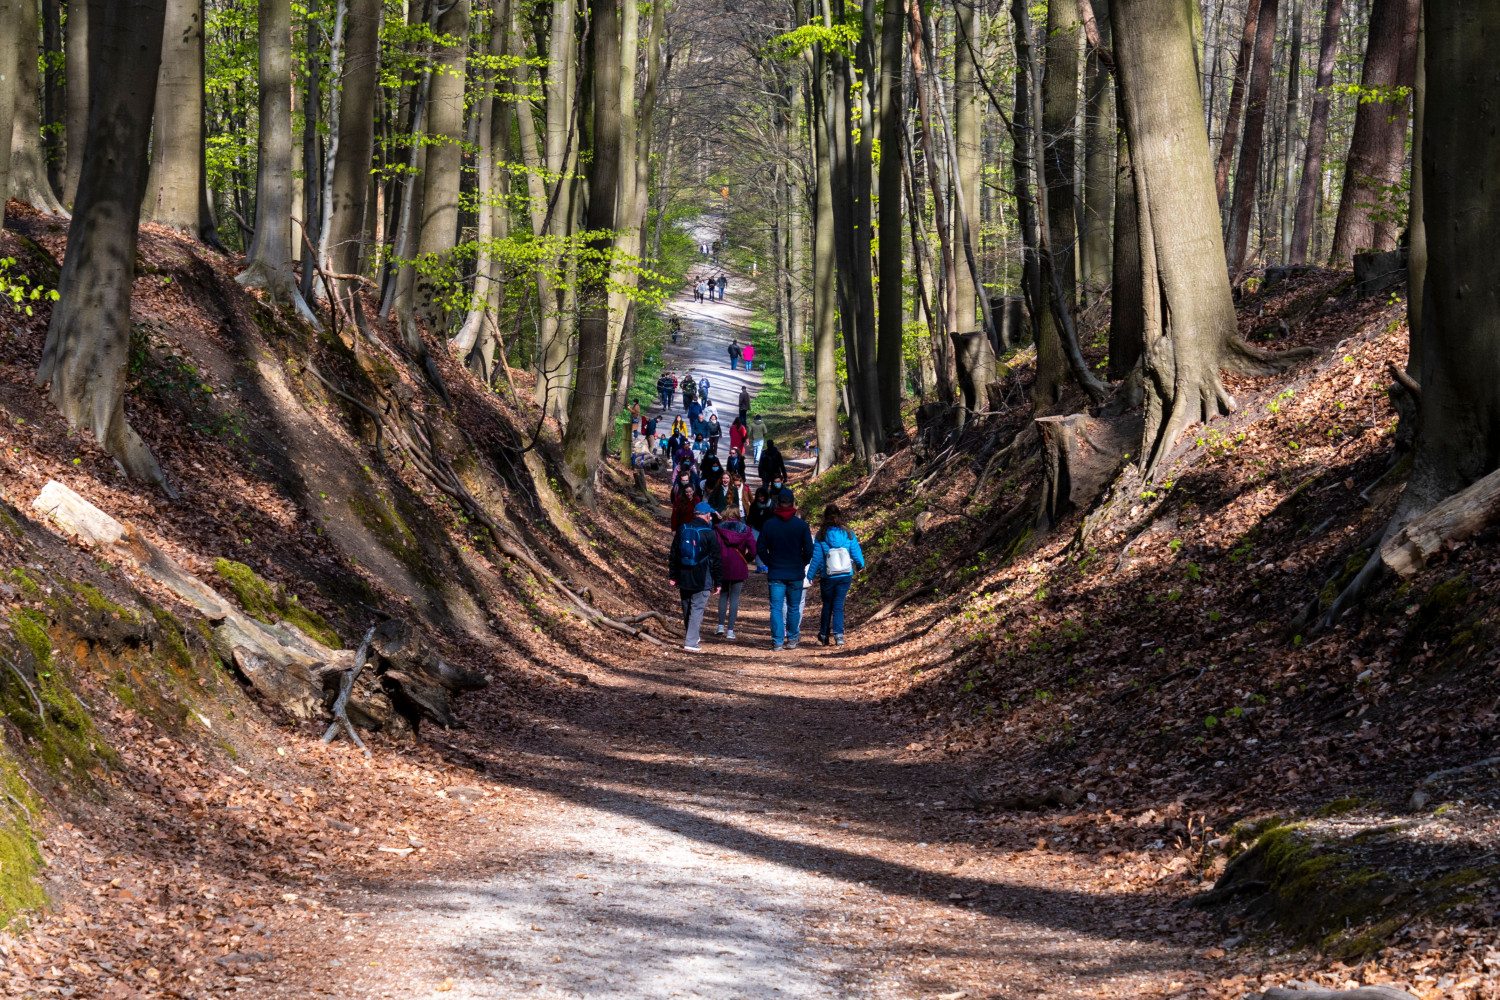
[
  {"xmin": 669, "ymin": 501, "xmax": 722, "ymax": 652},
  {"xmin": 755, "ymin": 487, "xmax": 814, "ymax": 650}
]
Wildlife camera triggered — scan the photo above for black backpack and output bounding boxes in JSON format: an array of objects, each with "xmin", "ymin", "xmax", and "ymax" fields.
[{"xmin": 678, "ymin": 525, "xmax": 712, "ymax": 567}]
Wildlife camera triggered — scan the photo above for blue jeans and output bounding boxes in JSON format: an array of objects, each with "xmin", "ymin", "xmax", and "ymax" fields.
[
  {"xmin": 819, "ymin": 576, "xmax": 852, "ymax": 638},
  {"xmin": 730, "ymin": 357, "xmax": 738, "ymax": 370},
  {"xmin": 752, "ymin": 440, "xmax": 764, "ymax": 462},
  {"xmin": 768, "ymin": 578, "xmax": 804, "ymax": 644}
]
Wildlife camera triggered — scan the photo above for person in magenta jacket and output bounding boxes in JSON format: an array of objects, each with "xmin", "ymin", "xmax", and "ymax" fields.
[
  {"xmin": 741, "ymin": 342, "xmax": 754, "ymax": 369},
  {"xmin": 713, "ymin": 513, "xmax": 756, "ymax": 639}
]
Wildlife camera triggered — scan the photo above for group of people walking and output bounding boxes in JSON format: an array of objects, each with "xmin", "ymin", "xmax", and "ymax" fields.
[
  {"xmin": 727, "ymin": 338, "xmax": 754, "ymax": 371},
  {"xmin": 694, "ymin": 275, "xmax": 728, "ymax": 303},
  {"xmin": 669, "ymin": 491, "xmax": 865, "ymax": 652}
]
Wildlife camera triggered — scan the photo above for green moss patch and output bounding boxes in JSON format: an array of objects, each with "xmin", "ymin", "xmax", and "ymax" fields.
[
  {"xmin": 213, "ymin": 559, "xmax": 340, "ymax": 648},
  {"xmin": 4, "ymin": 610, "xmax": 117, "ymax": 780}
]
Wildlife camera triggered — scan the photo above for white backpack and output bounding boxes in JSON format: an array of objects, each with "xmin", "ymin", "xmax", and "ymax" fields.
[{"xmin": 824, "ymin": 539, "xmax": 853, "ymax": 576}]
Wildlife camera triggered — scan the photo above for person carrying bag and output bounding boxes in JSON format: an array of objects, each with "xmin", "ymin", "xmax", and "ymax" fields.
[
  {"xmin": 805, "ymin": 504, "xmax": 865, "ymax": 646},
  {"xmin": 713, "ymin": 511, "xmax": 756, "ymax": 640},
  {"xmin": 669, "ymin": 503, "xmax": 722, "ymax": 652}
]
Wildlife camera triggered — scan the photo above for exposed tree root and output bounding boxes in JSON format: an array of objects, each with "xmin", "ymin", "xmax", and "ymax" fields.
[{"xmin": 322, "ymin": 626, "xmax": 377, "ymax": 756}]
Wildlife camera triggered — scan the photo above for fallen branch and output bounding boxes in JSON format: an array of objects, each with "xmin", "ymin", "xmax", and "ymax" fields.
[
  {"xmin": 1387, "ymin": 360, "xmax": 1422, "ymax": 403},
  {"xmin": 1380, "ymin": 466, "xmax": 1500, "ymax": 578},
  {"xmin": 321, "ymin": 626, "xmax": 377, "ymax": 756},
  {"xmin": 1420, "ymin": 756, "xmax": 1500, "ymax": 789}
]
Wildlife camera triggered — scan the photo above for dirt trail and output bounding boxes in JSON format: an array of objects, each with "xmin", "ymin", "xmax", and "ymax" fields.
[{"xmin": 269, "ymin": 582, "xmax": 1216, "ymax": 1000}]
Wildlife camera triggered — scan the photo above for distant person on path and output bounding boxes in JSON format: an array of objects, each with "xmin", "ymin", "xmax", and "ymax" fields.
[
  {"xmin": 806, "ymin": 504, "xmax": 865, "ymax": 646},
  {"xmin": 738, "ymin": 385, "xmax": 752, "ymax": 422},
  {"xmin": 707, "ymin": 414, "xmax": 722, "ymax": 455},
  {"xmin": 669, "ymin": 469, "xmax": 699, "ymax": 530},
  {"xmin": 741, "ymin": 341, "xmax": 754, "ymax": 370},
  {"xmin": 729, "ymin": 416, "xmax": 747, "ymax": 455},
  {"xmin": 728, "ymin": 339, "xmax": 740, "ymax": 369},
  {"xmin": 698, "ymin": 376, "xmax": 710, "ymax": 400},
  {"xmin": 726, "ymin": 472, "xmax": 750, "ymax": 517},
  {"xmin": 699, "ymin": 452, "xmax": 724, "ymax": 492},
  {"xmin": 657, "ymin": 372, "xmax": 674, "ymax": 410},
  {"xmin": 682, "ymin": 377, "xmax": 697, "ymax": 408},
  {"xmin": 713, "ymin": 510, "xmax": 756, "ymax": 640},
  {"xmin": 758, "ymin": 438, "xmax": 787, "ymax": 486},
  {"xmin": 669, "ymin": 502, "xmax": 722, "ymax": 653},
  {"xmin": 725, "ymin": 445, "xmax": 747, "ymax": 482},
  {"xmin": 686, "ymin": 397, "xmax": 703, "ymax": 435},
  {"xmin": 758, "ymin": 488, "xmax": 814, "ymax": 651},
  {"xmin": 691, "ymin": 433, "xmax": 709, "ymax": 460},
  {"xmin": 717, "ymin": 275, "xmax": 727, "ymax": 300},
  {"xmin": 749, "ymin": 414, "xmax": 768, "ymax": 462}
]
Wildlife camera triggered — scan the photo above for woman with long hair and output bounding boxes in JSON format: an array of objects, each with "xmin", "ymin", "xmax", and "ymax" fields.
[{"xmin": 805, "ymin": 504, "xmax": 865, "ymax": 646}]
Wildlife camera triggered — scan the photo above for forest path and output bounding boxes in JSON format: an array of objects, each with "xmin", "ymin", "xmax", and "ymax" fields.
[{"xmin": 280, "ymin": 595, "xmax": 1211, "ymax": 1000}]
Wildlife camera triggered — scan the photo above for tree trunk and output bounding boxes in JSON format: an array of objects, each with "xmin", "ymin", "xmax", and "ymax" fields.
[
  {"xmin": 812, "ymin": 58, "xmax": 839, "ymax": 473},
  {"xmin": 326, "ymin": 0, "xmax": 379, "ymax": 284},
  {"xmin": 1403, "ymin": 4, "xmax": 1500, "ymax": 514},
  {"xmin": 239, "ymin": 0, "xmax": 318, "ymax": 325},
  {"xmin": 1112, "ymin": 0, "xmax": 1272, "ymax": 474},
  {"xmin": 1405, "ymin": 6, "xmax": 1423, "ymax": 378},
  {"xmin": 786, "ymin": 74, "xmax": 808, "ymax": 405},
  {"xmin": 36, "ymin": 0, "xmax": 170, "ymax": 490},
  {"xmin": 1328, "ymin": 0, "xmax": 1419, "ymax": 264},
  {"xmin": 42, "ymin": 0, "xmax": 61, "ymax": 196},
  {"xmin": 910, "ymin": 0, "xmax": 957, "ymax": 405},
  {"xmin": 9, "ymin": 0, "xmax": 66, "ymax": 213},
  {"xmin": 1288, "ymin": 0, "xmax": 1344, "ymax": 264},
  {"xmin": 143, "ymin": 0, "xmax": 209, "ymax": 236},
  {"xmin": 875, "ymin": 0, "xmax": 904, "ymax": 431},
  {"xmin": 409, "ymin": 0, "xmax": 470, "ymax": 343},
  {"xmin": 1278, "ymin": 0, "xmax": 1303, "ymax": 264},
  {"xmin": 1224, "ymin": 0, "xmax": 1279, "ymax": 273},
  {"xmin": 61, "ymin": 0, "xmax": 86, "ymax": 205},
  {"xmin": 0, "ymin": 0, "xmax": 18, "ymax": 232},
  {"xmin": 1109, "ymin": 96, "xmax": 1142, "ymax": 380},
  {"xmin": 1212, "ymin": 0, "xmax": 1261, "ymax": 208},
  {"xmin": 559, "ymin": 0, "xmax": 622, "ymax": 505},
  {"xmin": 1033, "ymin": 0, "xmax": 1081, "ymax": 410},
  {"xmin": 298, "ymin": 0, "xmax": 322, "ymax": 303},
  {"xmin": 951, "ymin": 0, "xmax": 980, "ymax": 334},
  {"xmin": 535, "ymin": 0, "xmax": 579, "ymax": 425},
  {"xmin": 1081, "ymin": 0, "xmax": 1114, "ymax": 306},
  {"xmin": 1009, "ymin": 2, "xmax": 1041, "ymax": 342}
]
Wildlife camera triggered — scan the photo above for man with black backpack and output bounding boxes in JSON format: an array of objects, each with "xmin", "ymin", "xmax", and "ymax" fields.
[{"xmin": 669, "ymin": 502, "xmax": 723, "ymax": 652}]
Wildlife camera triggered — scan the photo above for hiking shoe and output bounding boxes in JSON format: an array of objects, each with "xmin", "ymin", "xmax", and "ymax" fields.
[
  {"xmin": 726, "ymin": 630, "xmax": 736, "ymax": 640},
  {"xmin": 772, "ymin": 642, "xmax": 785, "ymax": 651},
  {"xmin": 817, "ymin": 634, "xmax": 830, "ymax": 646},
  {"xmin": 715, "ymin": 625, "xmax": 726, "ymax": 635},
  {"xmin": 682, "ymin": 644, "xmax": 701, "ymax": 653},
  {"xmin": 787, "ymin": 638, "xmax": 800, "ymax": 650},
  {"xmin": 834, "ymin": 634, "xmax": 845, "ymax": 646}
]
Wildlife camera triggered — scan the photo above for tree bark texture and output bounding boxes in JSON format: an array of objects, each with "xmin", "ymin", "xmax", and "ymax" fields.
[
  {"xmin": 875, "ymin": 0, "xmax": 904, "ymax": 430},
  {"xmin": 812, "ymin": 57, "xmax": 839, "ymax": 473},
  {"xmin": 143, "ymin": 0, "xmax": 209, "ymax": 235},
  {"xmin": 1289, "ymin": 0, "xmax": 1344, "ymax": 264},
  {"xmin": 1213, "ymin": 0, "xmax": 1261, "ymax": 208},
  {"xmin": 534, "ymin": 0, "xmax": 579, "ymax": 425},
  {"xmin": 559, "ymin": 0, "xmax": 622, "ymax": 505},
  {"xmin": 951, "ymin": 0, "xmax": 980, "ymax": 334},
  {"xmin": 1081, "ymin": 0, "xmax": 1114, "ymax": 306},
  {"xmin": 36, "ymin": 0, "xmax": 169, "ymax": 489},
  {"xmin": 1405, "ymin": 4, "xmax": 1500, "ymax": 512},
  {"xmin": 239, "ymin": 0, "xmax": 317, "ymax": 325},
  {"xmin": 0, "ymin": 0, "xmax": 19, "ymax": 231},
  {"xmin": 1278, "ymin": 0, "xmax": 1302, "ymax": 264},
  {"xmin": 1405, "ymin": 6, "xmax": 1423, "ymax": 377},
  {"xmin": 1224, "ymin": 0, "xmax": 1278, "ymax": 272},
  {"xmin": 326, "ymin": 0, "xmax": 380, "ymax": 282},
  {"xmin": 1008, "ymin": 0, "xmax": 1041, "ymax": 341},
  {"xmin": 1112, "ymin": 0, "xmax": 1252, "ymax": 474},
  {"xmin": 62, "ymin": 0, "xmax": 86, "ymax": 204},
  {"xmin": 410, "ymin": 0, "xmax": 470, "ymax": 341},
  {"xmin": 1329, "ymin": 0, "xmax": 1418, "ymax": 264},
  {"xmin": 911, "ymin": 0, "xmax": 957, "ymax": 405},
  {"xmin": 42, "ymin": 0, "xmax": 62, "ymax": 195},
  {"xmin": 1109, "ymin": 96, "xmax": 1143, "ymax": 380},
  {"xmin": 9, "ymin": 0, "xmax": 66, "ymax": 213},
  {"xmin": 1033, "ymin": 0, "xmax": 1081, "ymax": 411}
]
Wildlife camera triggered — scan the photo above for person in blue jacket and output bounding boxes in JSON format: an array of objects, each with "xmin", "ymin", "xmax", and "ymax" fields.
[
  {"xmin": 805, "ymin": 504, "xmax": 865, "ymax": 646},
  {"xmin": 756, "ymin": 487, "xmax": 814, "ymax": 650}
]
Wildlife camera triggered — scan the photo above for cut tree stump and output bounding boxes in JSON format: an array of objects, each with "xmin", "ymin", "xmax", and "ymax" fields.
[
  {"xmin": 1379, "ymin": 466, "xmax": 1500, "ymax": 577},
  {"xmin": 1036, "ymin": 411, "xmax": 1144, "ymax": 530}
]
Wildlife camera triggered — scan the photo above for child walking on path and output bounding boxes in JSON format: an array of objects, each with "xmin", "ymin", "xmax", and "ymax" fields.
[{"xmin": 805, "ymin": 504, "xmax": 865, "ymax": 646}]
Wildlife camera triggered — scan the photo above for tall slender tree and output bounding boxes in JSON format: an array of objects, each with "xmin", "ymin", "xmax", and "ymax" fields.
[
  {"xmin": 325, "ymin": 0, "xmax": 382, "ymax": 285},
  {"xmin": 1289, "ymin": 0, "xmax": 1344, "ymax": 264},
  {"xmin": 9, "ymin": 0, "xmax": 66, "ymax": 213},
  {"xmin": 1213, "ymin": 0, "xmax": 1262, "ymax": 208},
  {"xmin": 875, "ymin": 0, "xmax": 904, "ymax": 430},
  {"xmin": 143, "ymin": 0, "xmax": 214, "ymax": 239},
  {"xmin": 1224, "ymin": 0, "xmax": 1279, "ymax": 272},
  {"xmin": 1032, "ymin": 0, "xmax": 1081, "ymax": 410},
  {"xmin": 61, "ymin": 0, "xmax": 86, "ymax": 205},
  {"xmin": 1081, "ymin": 0, "xmax": 1114, "ymax": 306},
  {"xmin": 0, "ymin": 0, "xmax": 19, "ymax": 232}
]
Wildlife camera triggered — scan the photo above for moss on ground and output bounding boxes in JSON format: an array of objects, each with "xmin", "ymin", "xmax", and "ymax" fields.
[
  {"xmin": 213, "ymin": 559, "xmax": 341, "ymax": 648},
  {"xmin": 5, "ymin": 610, "xmax": 117, "ymax": 779}
]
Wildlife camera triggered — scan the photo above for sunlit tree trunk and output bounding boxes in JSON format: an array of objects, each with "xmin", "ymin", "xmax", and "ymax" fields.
[
  {"xmin": 1032, "ymin": 0, "xmax": 1081, "ymax": 410},
  {"xmin": 811, "ymin": 57, "xmax": 839, "ymax": 473},
  {"xmin": 1224, "ymin": 0, "xmax": 1278, "ymax": 272},
  {"xmin": 951, "ymin": 0, "xmax": 979, "ymax": 334},
  {"xmin": 0, "ymin": 0, "xmax": 18, "ymax": 232},
  {"xmin": 535, "ymin": 0, "xmax": 579, "ymax": 425},
  {"xmin": 9, "ymin": 0, "xmax": 66, "ymax": 213},
  {"xmin": 1288, "ymin": 0, "xmax": 1344, "ymax": 264},
  {"xmin": 326, "ymin": 0, "xmax": 379, "ymax": 286},
  {"xmin": 1212, "ymin": 0, "xmax": 1260, "ymax": 208},
  {"xmin": 143, "ymin": 0, "xmax": 211, "ymax": 238},
  {"xmin": 1081, "ymin": 0, "xmax": 1114, "ymax": 306},
  {"xmin": 36, "ymin": 0, "xmax": 170, "ymax": 490},
  {"xmin": 1329, "ymin": 0, "xmax": 1418, "ymax": 264},
  {"xmin": 876, "ymin": 0, "xmax": 904, "ymax": 429},
  {"xmin": 61, "ymin": 0, "xmax": 86, "ymax": 205}
]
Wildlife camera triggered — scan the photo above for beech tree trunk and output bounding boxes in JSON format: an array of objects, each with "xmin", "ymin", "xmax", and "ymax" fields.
[
  {"xmin": 1033, "ymin": 0, "xmax": 1081, "ymax": 410},
  {"xmin": 1404, "ymin": 5, "xmax": 1500, "ymax": 514},
  {"xmin": 298, "ymin": 0, "xmax": 322, "ymax": 303},
  {"xmin": 0, "ymin": 0, "xmax": 18, "ymax": 231},
  {"xmin": 239, "ymin": 0, "xmax": 318, "ymax": 325},
  {"xmin": 42, "ymin": 0, "xmax": 61, "ymax": 195},
  {"xmin": 1113, "ymin": 0, "xmax": 1264, "ymax": 474},
  {"xmin": 812, "ymin": 57, "xmax": 839, "ymax": 473},
  {"xmin": 143, "ymin": 0, "xmax": 209, "ymax": 236},
  {"xmin": 875, "ymin": 0, "xmax": 904, "ymax": 430},
  {"xmin": 61, "ymin": 0, "xmax": 86, "ymax": 205},
  {"xmin": 1278, "ymin": 0, "xmax": 1303, "ymax": 264},
  {"xmin": 1009, "ymin": 2, "xmax": 1041, "ymax": 340},
  {"xmin": 9, "ymin": 0, "xmax": 66, "ymax": 213},
  {"xmin": 786, "ymin": 72, "xmax": 809, "ymax": 405},
  {"xmin": 326, "ymin": 0, "xmax": 381, "ymax": 283},
  {"xmin": 1224, "ymin": 0, "xmax": 1278, "ymax": 272},
  {"xmin": 1289, "ymin": 0, "xmax": 1344, "ymax": 264},
  {"xmin": 1109, "ymin": 98, "xmax": 1143, "ymax": 380},
  {"xmin": 559, "ymin": 0, "xmax": 622, "ymax": 505},
  {"xmin": 951, "ymin": 0, "xmax": 980, "ymax": 335},
  {"xmin": 534, "ymin": 0, "xmax": 579, "ymax": 425},
  {"xmin": 1213, "ymin": 0, "xmax": 1262, "ymax": 208},
  {"xmin": 1405, "ymin": 7, "xmax": 1423, "ymax": 376},
  {"xmin": 1081, "ymin": 0, "xmax": 1114, "ymax": 307},
  {"xmin": 911, "ymin": 0, "xmax": 957, "ymax": 405},
  {"xmin": 36, "ymin": 0, "xmax": 169, "ymax": 490},
  {"xmin": 1328, "ymin": 0, "xmax": 1419, "ymax": 264}
]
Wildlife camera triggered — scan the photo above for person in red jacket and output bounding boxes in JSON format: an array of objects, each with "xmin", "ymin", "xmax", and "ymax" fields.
[
  {"xmin": 713, "ymin": 510, "xmax": 757, "ymax": 640},
  {"xmin": 729, "ymin": 416, "xmax": 748, "ymax": 454}
]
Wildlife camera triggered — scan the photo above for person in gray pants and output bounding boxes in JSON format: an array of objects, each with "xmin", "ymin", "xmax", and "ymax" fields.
[{"xmin": 669, "ymin": 502, "xmax": 723, "ymax": 652}]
